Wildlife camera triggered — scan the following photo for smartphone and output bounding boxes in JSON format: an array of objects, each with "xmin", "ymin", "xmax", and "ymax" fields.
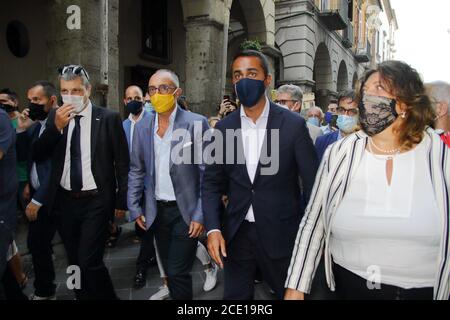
[{"xmin": 223, "ymin": 95, "xmax": 230, "ymax": 102}]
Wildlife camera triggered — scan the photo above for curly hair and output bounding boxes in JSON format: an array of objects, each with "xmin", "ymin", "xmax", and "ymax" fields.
[{"xmin": 356, "ymin": 60, "xmax": 435, "ymax": 150}]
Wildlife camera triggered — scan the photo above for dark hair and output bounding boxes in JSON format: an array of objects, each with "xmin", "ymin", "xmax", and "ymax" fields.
[
  {"xmin": 337, "ymin": 90, "xmax": 356, "ymax": 105},
  {"xmin": 31, "ymin": 81, "xmax": 59, "ymax": 101},
  {"xmin": 356, "ymin": 60, "xmax": 435, "ymax": 150},
  {"xmin": 231, "ymin": 50, "xmax": 270, "ymax": 77},
  {"xmin": 0, "ymin": 88, "xmax": 18, "ymax": 102}
]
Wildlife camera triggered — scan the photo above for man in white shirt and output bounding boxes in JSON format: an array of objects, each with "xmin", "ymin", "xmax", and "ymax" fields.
[
  {"xmin": 203, "ymin": 50, "xmax": 319, "ymax": 300},
  {"xmin": 33, "ymin": 65, "xmax": 129, "ymax": 300}
]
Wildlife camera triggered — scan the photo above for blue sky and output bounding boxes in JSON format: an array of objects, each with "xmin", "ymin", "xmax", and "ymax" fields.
[{"xmin": 391, "ymin": 0, "xmax": 450, "ymax": 83}]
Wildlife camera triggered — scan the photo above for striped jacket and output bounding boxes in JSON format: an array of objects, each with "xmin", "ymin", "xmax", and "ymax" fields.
[{"xmin": 285, "ymin": 128, "xmax": 450, "ymax": 300}]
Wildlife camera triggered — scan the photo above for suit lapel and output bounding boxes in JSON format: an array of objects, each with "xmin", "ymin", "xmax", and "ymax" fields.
[
  {"xmin": 253, "ymin": 103, "xmax": 283, "ymax": 186},
  {"xmin": 91, "ymin": 106, "xmax": 102, "ymax": 161},
  {"xmin": 170, "ymin": 107, "xmax": 189, "ymax": 170},
  {"xmin": 229, "ymin": 109, "xmax": 252, "ymax": 187}
]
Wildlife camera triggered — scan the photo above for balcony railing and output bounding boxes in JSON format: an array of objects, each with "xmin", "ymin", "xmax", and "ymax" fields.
[
  {"xmin": 355, "ymin": 40, "xmax": 372, "ymax": 63},
  {"xmin": 342, "ymin": 21, "xmax": 353, "ymax": 48},
  {"xmin": 316, "ymin": 0, "xmax": 349, "ymax": 31}
]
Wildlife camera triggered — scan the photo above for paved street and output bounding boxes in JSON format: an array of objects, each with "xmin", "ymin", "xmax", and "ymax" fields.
[{"xmin": 16, "ymin": 218, "xmax": 276, "ymax": 300}]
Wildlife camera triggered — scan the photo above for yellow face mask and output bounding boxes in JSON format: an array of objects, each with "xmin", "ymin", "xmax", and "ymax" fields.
[{"xmin": 150, "ymin": 92, "xmax": 177, "ymax": 114}]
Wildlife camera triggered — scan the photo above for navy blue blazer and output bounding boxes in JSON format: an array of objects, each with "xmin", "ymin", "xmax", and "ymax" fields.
[
  {"xmin": 25, "ymin": 121, "xmax": 52, "ymax": 205},
  {"xmin": 315, "ymin": 130, "xmax": 340, "ymax": 161},
  {"xmin": 202, "ymin": 102, "xmax": 319, "ymax": 260}
]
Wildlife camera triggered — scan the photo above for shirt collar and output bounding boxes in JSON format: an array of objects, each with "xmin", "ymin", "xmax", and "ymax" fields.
[
  {"xmin": 240, "ymin": 97, "xmax": 270, "ymax": 121},
  {"xmin": 155, "ymin": 105, "xmax": 178, "ymax": 132},
  {"xmin": 78, "ymin": 100, "xmax": 92, "ymax": 118},
  {"xmin": 128, "ymin": 110, "xmax": 145, "ymax": 124}
]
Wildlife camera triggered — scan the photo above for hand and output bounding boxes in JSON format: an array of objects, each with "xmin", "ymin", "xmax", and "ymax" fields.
[
  {"xmin": 207, "ymin": 231, "xmax": 227, "ymax": 269},
  {"xmin": 115, "ymin": 209, "xmax": 126, "ymax": 219},
  {"xmin": 219, "ymin": 100, "xmax": 235, "ymax": 117},
  {"xmin": 188, "ymin": 221, "xmax": 205, "ymax": 239},
  {"xmin": 55, "ymin": 104, "xmax": 75, "ymax": 131},
  {"xmin": 136, "ymin": 215, "xmax": 146, "ymax": 231},
  {"xmin": 23, "ymin": 183, "xmax": 31, "ymax": 202},
  {"xmin": 25, "ymin": 202, "xmax": 42, "ymax": 222},
  {"xmin": 17, "ymin": 109, "xmax": 34, "ymax": 131},
  {"xmin": 284, "ymin": 289, "xmax": 305, "ymax": 300}
]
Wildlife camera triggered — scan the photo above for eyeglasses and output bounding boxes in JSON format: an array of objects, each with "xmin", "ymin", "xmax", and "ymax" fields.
[
  {"xmin": 336, "ymin": 106, "xmax": 358, "ymax": 116},
  {"xmin": 148, "ymin": 85, "xmax": 177, "ymax": 96},
  {"xmin": 275, "ymin": 99, "xmax": 297, "ymax": 105},
  {"xmin": 58, "ymin": 65, "xmax": 90, "ymax": 80}
]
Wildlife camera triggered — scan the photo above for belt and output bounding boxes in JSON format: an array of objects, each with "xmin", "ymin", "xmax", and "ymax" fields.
[
  {"xmin": 60, "ymin": 188, "xmax": 99, "ymax": 199},
  {"xmin": 156, "ymin": 200, "xmax": 177, "ymax": 208}
]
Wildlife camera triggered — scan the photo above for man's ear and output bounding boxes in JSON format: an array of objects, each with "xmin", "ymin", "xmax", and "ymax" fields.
[
  {"xmin": 437, "ymin": 102, "xmax": 449, "ymax": 117},
  {"xmin": 174, "ymin": 88, "xmax": 183, "ymax": 99},
  {"xmin": 265, "ymin": 74, "xmax": 273, "ymax": 88}
]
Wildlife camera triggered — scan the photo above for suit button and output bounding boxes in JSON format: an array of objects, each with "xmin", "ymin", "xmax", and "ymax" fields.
[{"xmin": 251, "ymin": 189, "xmax": 255, "ymax": 194}]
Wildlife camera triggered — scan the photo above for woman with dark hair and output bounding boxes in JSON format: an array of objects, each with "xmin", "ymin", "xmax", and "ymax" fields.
[{"xmin": 284, "ymin": 60, "xmax": 450, "ymax": 300}]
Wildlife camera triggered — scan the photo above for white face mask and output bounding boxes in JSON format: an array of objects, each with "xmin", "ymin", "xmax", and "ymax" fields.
[{"xmin": 62, "ymin": 95, "xmax": 86, "ymax": 114}]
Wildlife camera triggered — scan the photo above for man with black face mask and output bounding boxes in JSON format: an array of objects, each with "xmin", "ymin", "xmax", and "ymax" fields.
[
  {"xmin": 202, "ymin": 50, "xmax": 319, "ymax": 300},
  {"xmin": 22, "ymin": 81, "xmax": 59, "ymax": 300},
  {"xmin": 121, "ymin": 85, "xmax": 157, "ymax": 289}
]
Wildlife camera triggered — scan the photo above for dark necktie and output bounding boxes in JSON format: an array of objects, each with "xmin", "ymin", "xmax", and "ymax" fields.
[{"xmin": 70, "ymin": 115, "xmax": 83, "ymax": 192}]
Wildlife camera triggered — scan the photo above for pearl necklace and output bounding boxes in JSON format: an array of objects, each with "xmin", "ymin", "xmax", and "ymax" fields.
[
  {"xmin": 368, "ymin": 138, "xmax": 401, "ymax": 154},
  {"xmin": 368, "ymin": 138, "xmax": 401, "ymax": 161}
]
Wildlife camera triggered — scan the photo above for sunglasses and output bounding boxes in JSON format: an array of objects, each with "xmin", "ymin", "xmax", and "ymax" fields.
[{"xmin": 58, "ymin": 65, "xmax": 90, "ymax": 80}]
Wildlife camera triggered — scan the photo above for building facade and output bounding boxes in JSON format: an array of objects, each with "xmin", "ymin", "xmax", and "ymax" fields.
[{"xmin": 1, "ymin": 0, "xmax": 396, "ymax": 116}]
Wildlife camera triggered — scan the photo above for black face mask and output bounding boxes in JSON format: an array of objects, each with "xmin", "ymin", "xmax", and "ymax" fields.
[
  {"xmin": 126, "ymin": 100, "xmax": 143, "ymax": 115},
  {"xmin": 358, "ymin": 94, "xmax": 398, "ymax": 136},
  {"xmin": 28, "ymin": 103, "xmax": 49, "ymax": 121},
  {"xmin": 0, "ymin": 103, "xmax": 16, "ymax": 113}
]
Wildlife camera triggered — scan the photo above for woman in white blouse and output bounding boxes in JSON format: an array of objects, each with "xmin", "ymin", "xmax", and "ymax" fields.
[{"xmin": 284, "ymin": 60, "xmax": 450, "ymax": 300}]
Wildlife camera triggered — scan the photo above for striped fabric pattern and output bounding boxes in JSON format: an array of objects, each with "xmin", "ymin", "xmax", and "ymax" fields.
[{"xmin": 285, "ymin": 127, "xmax": 450, "ymax": 300}]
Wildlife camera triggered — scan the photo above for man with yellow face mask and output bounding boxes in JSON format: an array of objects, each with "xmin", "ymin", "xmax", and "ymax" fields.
[{"xmin": 127, "ymin": 69, "xmax": 209, "ymax": 300}]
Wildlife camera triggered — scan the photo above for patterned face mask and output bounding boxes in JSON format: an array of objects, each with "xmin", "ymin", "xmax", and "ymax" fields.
[{"xmin": 358, "ymin": 94, "xmax": 398, "ymax": 136}]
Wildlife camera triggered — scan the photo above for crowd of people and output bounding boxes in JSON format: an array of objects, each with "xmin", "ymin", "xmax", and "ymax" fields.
[{"xmin": 0, "ymin": 49, "xmax": 449, "ymax": 300}]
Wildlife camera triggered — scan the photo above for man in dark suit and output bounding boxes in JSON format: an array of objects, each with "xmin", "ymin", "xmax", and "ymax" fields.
[
  {"xmin": 203, "ymin": 50, "xmax": 319, "ymax": 300},
  {"xmin": 21, "ymin": 81, "xmax": 59, "ymax": 300},
  {"xmin": 32, "ymin": 65, "xmax": 129, "ymax": 300}
]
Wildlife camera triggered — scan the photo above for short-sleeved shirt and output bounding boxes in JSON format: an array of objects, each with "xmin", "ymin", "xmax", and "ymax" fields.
[
  {"xmin": 10, "ymin": 117, "xmax": 28, "ymax": 182},
  {"xmin": 0, "ymin": 109, "xmax": 18, "ymax": 230}
]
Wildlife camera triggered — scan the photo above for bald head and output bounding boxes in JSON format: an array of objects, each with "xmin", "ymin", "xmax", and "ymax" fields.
[{"xmin": 124, "ymin": 85, "xmax": 144, "ymax": 105}]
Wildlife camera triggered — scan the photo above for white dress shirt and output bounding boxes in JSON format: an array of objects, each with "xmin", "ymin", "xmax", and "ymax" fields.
[
  {"xmin": 240, "ymin": 98, "xmax": 270, "ymax": 222},
  {"xmin": 60, "ymin": 102, "xmax": 97, "ymax": 191},
  {"xmin": 128, "ymin": 111, "xmax": 145, "ymax": 153},
  {"xmin": 154, "ymin": 107, "xmax": 177, "ymax": 201},
  {"xmin": 207, "ymin": 99, "xmax": 270, "ymax": 235},
  {"xmin": 30, "ymin": 118, "xmax": 48, "ymax": 206}
]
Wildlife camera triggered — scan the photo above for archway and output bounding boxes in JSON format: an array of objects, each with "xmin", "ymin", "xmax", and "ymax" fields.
[
  {"xmin": 337, "ymin": 60, "xmax": 349, "ymax": 93},
  {"xmin": 313, "ymin": 43, "xmax": 333, "ymax": 110}
]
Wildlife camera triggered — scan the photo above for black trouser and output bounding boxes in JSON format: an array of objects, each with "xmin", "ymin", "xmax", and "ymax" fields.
[
  {"xmin": 1, "ymin": 266, "xmax": 27, "ymax": 300},
  {"xmin": 153, "ymin": 203, "xmax": 197, "ymax": 300},
  {"xmin": 136, "ymin": 226, "xmax": 156, "ymax": 271},
  {"xmin": 333, "ymin": 263, "xmax": 433, "ymax": 300},
  {"xmin": 223, "ymin": 221, "xmax": 290, "ymax": 300},
  {"xmin": 306, "ymin": 256, "xmax": 337, "ymax": 300},
  {"xmin": 54, "ymin": 188, "xmax": 117, "ymax": 300},
  {"xmin": 0, "ymin": 224, "xmax": 13, "ymax": 300},
  {"xmin": 27, "ymin": 205, "xmax": 57, "ymax": 297}
]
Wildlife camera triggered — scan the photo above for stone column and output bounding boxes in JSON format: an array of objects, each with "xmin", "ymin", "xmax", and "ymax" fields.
[{"xmin": 46, "ymin": 0, "xmax": 119, "ymax": 110}]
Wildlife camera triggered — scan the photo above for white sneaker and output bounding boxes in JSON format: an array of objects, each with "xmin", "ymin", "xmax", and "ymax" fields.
[
  {"xmin": 203, "ymin": 263, "xmax": 218, "ymax": 292},
  {"xmin": 29, "ymin": 293, "xmax": 56, "ymax": 300},
  {"xmin": 149, "ymin": 285, "xmax": 170, "ymax": 300}
]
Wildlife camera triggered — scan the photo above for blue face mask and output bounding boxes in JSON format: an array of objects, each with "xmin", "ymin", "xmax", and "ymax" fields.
[
  {"xmin": 235, "ymin": 78, "xmax": 266, "ymax": 108},
  {"xmin": 307, "ymin": 117, "xmax": 320, "ymax": 127},
  {"xmin": 336, "ymin": 115, "xmax": 358, "ymax": 133},
  {"xmin": 144, "ymin": 102, "xmax": 154, "ymax": 113}
]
